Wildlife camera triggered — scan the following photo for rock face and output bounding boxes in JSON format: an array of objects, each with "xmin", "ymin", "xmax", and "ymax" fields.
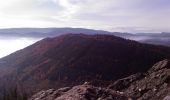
[
  {"xmin": 108, "ymin": 73, "xmax": 144, "ymax": 91},
  {"xmin": 109, "ymin": 59, "xmax": 170, "ymax": 100},
  {"xmin": 29, "ymin": 84, "xmax": 129, "ymax": 100},
  {"xmin": 30, "ymin": 59, "xmax": 170, "ymax": 100}
]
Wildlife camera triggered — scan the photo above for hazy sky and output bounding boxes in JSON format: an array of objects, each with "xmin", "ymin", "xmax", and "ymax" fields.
[{"xmin": 0, "ymin": 0, "xmax": 170, "ymax": 32}]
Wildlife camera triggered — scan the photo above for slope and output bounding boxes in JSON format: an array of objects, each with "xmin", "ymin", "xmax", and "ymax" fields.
[{"xmin": 0, "ymin": 34, "xmax": 170, "ymax": 92}]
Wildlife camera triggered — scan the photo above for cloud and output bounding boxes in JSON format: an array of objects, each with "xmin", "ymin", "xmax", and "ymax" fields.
[
  {"xmin": 0, "ymin": 0, "xmax": 169, "ymax": 32},
  {"xmin": 0, "ymin": 0, "xmax": 63, "ymax": 15}
]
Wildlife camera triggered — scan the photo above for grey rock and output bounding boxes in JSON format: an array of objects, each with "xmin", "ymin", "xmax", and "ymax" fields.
[
  {"xmin": 164, "ymin": 96, "xmax": 170, "ymax": 100},
  {"xmin": 29, "ymin": 84, "xmax": 129, "ymax": 100}
]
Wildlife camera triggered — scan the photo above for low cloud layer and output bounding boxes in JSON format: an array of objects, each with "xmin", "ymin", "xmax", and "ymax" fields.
[{"xmin": 0, "ymin": 0, "xmax": 169, "ymax": 32}]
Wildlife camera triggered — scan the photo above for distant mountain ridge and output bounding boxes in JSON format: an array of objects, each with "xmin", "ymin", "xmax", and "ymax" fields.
[
  {"xmin": 0, "ymin": 28, "xmax": 132, "ymax": 38},
  {"xmin": 0, "ymin": 27, "xmax": 169, "ymax": 46}
]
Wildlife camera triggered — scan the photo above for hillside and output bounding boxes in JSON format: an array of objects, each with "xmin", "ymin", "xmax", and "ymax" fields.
[{"xmin": 0, "ymin": 34, "xmax": 170, "ymax": 93}]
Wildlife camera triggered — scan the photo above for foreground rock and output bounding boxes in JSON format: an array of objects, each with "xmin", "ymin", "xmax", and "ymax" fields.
[
  {"xmin": 29, "ymin": 83, "xmax": 129, "ymax": 100},
  {"xmin": 109, "ymin": 59, "xmax": 170, "ymax": 100}
]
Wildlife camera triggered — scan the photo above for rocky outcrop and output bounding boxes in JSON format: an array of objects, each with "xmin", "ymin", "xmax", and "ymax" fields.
[
  {"xmin": 108, "ymin": 73, "xmax": 144, "ymax": 91},
  {"xmin": 110, "ymin": 59, "xmax": 170, "ymax": 100},
  {"xmin": 29, "ymin": 83, "xmax": 129, "ymax": 100}
]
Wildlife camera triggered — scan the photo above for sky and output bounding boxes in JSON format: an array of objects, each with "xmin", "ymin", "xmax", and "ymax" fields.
[{"xmin": 0, "ymin": 0, "xmax": 170, "ymax": 32}]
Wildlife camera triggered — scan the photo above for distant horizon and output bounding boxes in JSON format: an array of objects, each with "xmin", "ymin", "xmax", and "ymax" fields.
[{"xmin": 0, "ymin": 27, "xmax": 169, "ymax": 34}]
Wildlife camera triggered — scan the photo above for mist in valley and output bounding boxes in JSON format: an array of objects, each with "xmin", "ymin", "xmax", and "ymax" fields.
[{"xmin": 0, "ymin": 36, "xmax": 41, "ymax": 58}]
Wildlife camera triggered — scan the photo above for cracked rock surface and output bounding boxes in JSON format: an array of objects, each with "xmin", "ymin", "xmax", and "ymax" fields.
[
  {"xmin": 29, "ymin": 84, "xmax": 129, "ymax": 100},
  {"xmin": 109, "ymin": 59, "xmax": 170, "ymax": 100}
]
